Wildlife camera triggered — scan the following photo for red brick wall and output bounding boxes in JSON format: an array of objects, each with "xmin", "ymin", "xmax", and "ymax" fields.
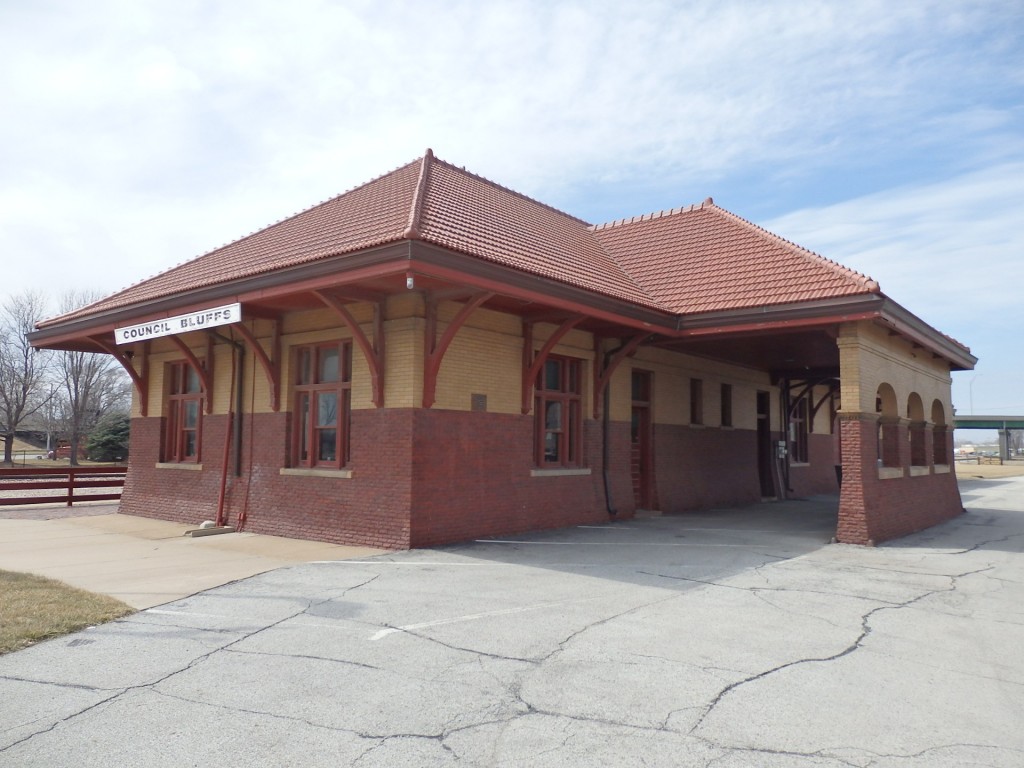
[
  {"xmin": 409, "ymin": 410, "xmax": 617, "ymax": 547},
  {"xmin": 653, "ymin": 425, "xmax": 761, "ymax": 511},
  {"xmin": 124, "ymin": 409, "xmax": 961, "ymax": 549},
  {"xmin": 123, "ymin": 411, "xmax": 414, "ymax": 549},
  {"xmin": 787, "ymin": 432, "xmax": 841, "ymax": 497},
  {"xmin": 837, "ymin": 416, "xmax": 963, "ymax": 545}
]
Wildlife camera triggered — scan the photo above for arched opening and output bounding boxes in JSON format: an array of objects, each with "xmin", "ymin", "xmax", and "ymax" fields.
[
  {"xmin": 876, "ymin": 383, "xmax": 900, "ymax": 468},
  {"xmin": 907, "ymin": 393, "xmax": 927, "ymax": 467},
  {"xmin": 931, "ymin": 400, "xmax": 949, "ymax": 465}
]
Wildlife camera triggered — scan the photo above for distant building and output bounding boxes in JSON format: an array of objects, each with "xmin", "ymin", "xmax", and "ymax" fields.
[{"xmin": 29, "ymin": 151, "xmax": 976, "ymax": 547}]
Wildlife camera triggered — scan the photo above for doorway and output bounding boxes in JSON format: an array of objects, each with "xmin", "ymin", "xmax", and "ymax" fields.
[
  {"xmin": 756, "ymin": 391, "xmax": 775, "ymax": 498},
  {"xmin": 631, "ymin": 370, "xmax": 653, "ymax": 510}
]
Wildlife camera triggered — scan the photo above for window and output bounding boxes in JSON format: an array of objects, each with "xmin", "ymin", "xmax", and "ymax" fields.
[
  {"xmin": 720, "ymin": 383, "xmax": 733, "ymax": 427},
  {"xmin": 535, "ymin": 356, "xmax": 582, "ymax": 467},
  {"xmin": 293, "ymin": 342, "xmax": 351, "ymax": 468},
  {"xmin": 689, "ymin": 378, "xmax": 703, "ymax": 425},
  {"xmin": 790, "ymin": 396, "xmax": 809, "ymax": 463},
  {"xmin": 165, "ymin": 361, "xmax": 203, "ymax": 463}
]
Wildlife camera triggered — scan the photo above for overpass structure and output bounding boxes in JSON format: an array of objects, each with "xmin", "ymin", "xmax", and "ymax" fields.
[{"xmin": 953, "ymin": 415, "xmax": 1024, "ymax": 461}]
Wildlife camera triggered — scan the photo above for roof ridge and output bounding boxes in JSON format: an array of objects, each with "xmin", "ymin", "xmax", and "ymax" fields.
[
  {"xmin": 589, "ymin": 198, "xmax": 716, "ymax": 232},
  {"xmin": 403, "ymin": 148, "xmax": 433, "ymax": 239},
  {"xmin": 707, "ymin": 202, "xmax": 882, "ymax": 293},
  {"xmin": 430, "ymin": 153, "xmax": 592, "ymax": 226}
]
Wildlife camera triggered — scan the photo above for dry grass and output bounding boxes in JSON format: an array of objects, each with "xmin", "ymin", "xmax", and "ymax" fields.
[
  {"xmin": 956, "ymin": 461, "xmax": 1024, "ymax": 480},
  {"xmin": 0, "ymin": 570, "xmax": 134, "ymax": 654}
]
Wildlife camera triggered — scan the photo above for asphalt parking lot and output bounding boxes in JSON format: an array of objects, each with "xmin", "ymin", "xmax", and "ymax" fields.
[{"xmin": 2, "ymin": 479, "xmax": 1023, "ymax": 767}]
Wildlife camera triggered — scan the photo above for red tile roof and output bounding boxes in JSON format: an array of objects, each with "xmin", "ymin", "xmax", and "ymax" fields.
[
  {"xmin": 417, "ymin": 158, "xmax": 654, "ymax": 306},
  {"xmin": 592, "ymin": 200, "xmax": 879, "ymax": 314},
  {"xmin": 42, "ymin": 150, "xmax": 881, "ymax": 327}
]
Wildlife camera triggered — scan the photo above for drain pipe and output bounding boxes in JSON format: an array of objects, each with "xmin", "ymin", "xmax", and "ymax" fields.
[
  {"xmin": 214, "ymin": 342, "xmax": 237, "ymax": 527},
  {"xmin": 210, "ymin": 330, "xmax": 246, "ymax": 527}
]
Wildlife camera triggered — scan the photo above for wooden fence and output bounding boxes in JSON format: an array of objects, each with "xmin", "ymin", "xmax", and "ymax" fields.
[{"xmin": 0, "ymin": 466, "xmax": 128, "ymax": 507}]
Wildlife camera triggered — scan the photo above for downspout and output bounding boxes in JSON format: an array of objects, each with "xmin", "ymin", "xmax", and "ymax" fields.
[
  {"xmin": 215, "ymin": 341, "xmax": 237, "ymax": 527},
  {"xmin": 211, "ymin": 329, "xmax": 246, "ymax": 527},
  {"xmin": 234, "ymin": 342, "xmax": 244, "ymax": 476}
]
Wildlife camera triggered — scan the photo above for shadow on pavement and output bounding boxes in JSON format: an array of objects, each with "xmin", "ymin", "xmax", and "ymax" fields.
[{"xmin": 431, "ymin": 495, "xmax": 839, "ymax": 591}]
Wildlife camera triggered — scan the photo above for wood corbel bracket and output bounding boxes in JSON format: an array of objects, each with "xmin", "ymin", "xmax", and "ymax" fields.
[
  {"xmin": 520, "ymin": 316, "xmax": 585, "ymax": 414},
  {"xmin": 592, "ymin": 333, "xmax": 649, "ymax": 419},
  {"xmin": 92, "ymin": 337, "xmax": 149, "ymax": 417},
  {"xmin": 423, "ymin": 291, "xmax": 494, "ymax": 408},
  {"xmin": 810, "ymin": 380, "xmax": 840, "ymax": 423},
  {"xmin": 230, "ymin": 320, "xmax": 281, "ymax": 411},
  {"xmin": 313, "ymin": 289, "xmax": 386, "ymax": 408},
  {"xmin": 167, "ymin": 336, "xmax": 214, "ymax": 414}
]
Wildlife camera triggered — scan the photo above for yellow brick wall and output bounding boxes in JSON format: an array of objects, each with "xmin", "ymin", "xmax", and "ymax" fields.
[
  {"xmin": 838, "ymin": 321, "xmax": 954, "ymax": 423},
  {"xmin": 131, "ymin": 303, "xmax": 934, "ymax": 439},
  {"xmin": 624, "ymin": 345, "xmax": 772, "ymax": 430}
]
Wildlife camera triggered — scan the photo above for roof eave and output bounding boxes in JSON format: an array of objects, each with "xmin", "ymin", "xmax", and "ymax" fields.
[
  {"xmin": 28, "ymin": 241, "xmax": 414, "ymax": 348},
  {"xmin": 28, "ymin": 239, "xmax": 680, "ymax": 351},
  {"xmin": 877, "ymin": 298, "xmax": 977, "ymax": 371},
  {"xmin": 673, "ymin": 294, "xmax": 887, "ymax": 336}
]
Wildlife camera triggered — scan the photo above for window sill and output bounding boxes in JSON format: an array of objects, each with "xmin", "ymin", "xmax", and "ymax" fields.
[
  {"xmin": 156, "ymin": 462, "xmax": 202, "ymax": 471},
  {"xmin": 530, "ymin": 468, "xmax": 592, "ymax": 477},
  {"xmin": 934, "ymin": 464, "xmax": 951, "ymax": 474},
  {"xmin": 878, "ymin": 466, "xmax": 905, "ymax": 480},
  {"xmin": 279, "ymin": 467, "xmax": 354, "ymax": 479},
  {"xmin": 909, "ymin": 466, "xmax": 931, "ymax": 477},
  {"xmin": 789, "ymin": 462, "xmax": 810, "ymax": 468}
]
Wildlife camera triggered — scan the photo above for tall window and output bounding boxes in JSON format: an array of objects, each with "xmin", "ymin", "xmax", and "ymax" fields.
[
  {"xmin": 165, "ymin": 361, "xmax": 203, "ymax": 463},
  {"xmin": 790, "ymin": 396, "xmax": 809, "ymax": 463},
  {"xmin": 293, "ymin": 342, "xmax": 351, "ymax": 468},
  {"xmin": 535, "ymin": 355, "xmax": 582, "ymax": 467},
  {"xmin": 690, "ymin": 378, "xmax": 703, "ymax": 425},
  {"xmin": 720, "ymin": 383, "xmax": 733, "ymax": 427}
]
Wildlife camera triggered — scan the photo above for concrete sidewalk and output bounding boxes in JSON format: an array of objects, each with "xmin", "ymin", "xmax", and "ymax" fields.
[
  {"xmin": 0, "ymin": 506, "xmax": 385, "ymax": 608},
  {"xmin": 1, "ymin": 481, "xmax": 1022, "ymax": 766}
]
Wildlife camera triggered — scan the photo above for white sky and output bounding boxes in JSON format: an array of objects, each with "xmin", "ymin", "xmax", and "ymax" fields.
[{"xmin": 2, "ymin": 0, "xmax": 1022, "ymax": 415}]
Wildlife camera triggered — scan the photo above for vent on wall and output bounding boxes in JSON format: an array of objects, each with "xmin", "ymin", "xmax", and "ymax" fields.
[{"xmin": 471, "ymin": 394, "xmax": 488, "ymax": 412}]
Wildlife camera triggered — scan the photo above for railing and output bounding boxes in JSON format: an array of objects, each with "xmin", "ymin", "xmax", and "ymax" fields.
[
  {"xmin": 955, "ymin": 455, "xmax": 1005, "ymax": 466},
  {"xmin": 0, "ymin": 466, "xmax": 128, "ymax": 507}
]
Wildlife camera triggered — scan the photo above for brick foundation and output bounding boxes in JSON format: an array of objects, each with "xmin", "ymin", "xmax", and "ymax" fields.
[
  {"xmin": 836, "ymin": 415, "xmax": 963, "ymax": 545},
  {"xmin": 787, "ymin": 432, "xmax": 842, "ymax": 497},
  {"xmin": 122, "ymin": 408, "xmax": 963, "ymax": 549},
  {"xmin": 653, "ymin": 425, "xmax": 760, "ymax": 511}
]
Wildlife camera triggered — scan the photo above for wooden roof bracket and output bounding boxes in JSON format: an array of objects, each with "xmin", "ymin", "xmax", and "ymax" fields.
[
  {"xmin": 167, "ymin": 335, "xmax": 214, "ymax": 414},
  {"xmin": 810, "ymin": 381, "xmax": 840, "ymax": 424},
  {"xmin": 423, "ymin": 291, "xmax": 494, "ymax": 408},
  {"xmin": 592, "ymin": 333, "xmax": 649, "ymax": 419},
  {"xmin": 231, "ymin": 320, "xmax": 281, "ymax": 411},
  {"xmin": 92, "ymin": 337, "xmax": 149, "ymax": 417},
  {"xmin": 521, "ymin": 316, "xmax": 585, "ymax": 414},
  {"xmin": 313, "ymin": 290, "xmax": 386, "ymax": 408}
]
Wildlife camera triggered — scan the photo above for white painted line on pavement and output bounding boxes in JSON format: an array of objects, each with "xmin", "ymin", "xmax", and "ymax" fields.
[
  {"xmin": 474, "ymin": 539, "xmax": 772, "ymax": 547},
  {"xmin": 370, "ymin": 596, "xmax": 605, "ymax": 641},
  {"xmin": 311, "ymin": 560, "xmax": 495, "ymax": 565}
]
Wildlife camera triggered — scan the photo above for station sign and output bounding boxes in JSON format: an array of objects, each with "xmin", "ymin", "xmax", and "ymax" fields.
[{"xmin": 114, "ymin": 303, "xmax": 241, "ymax": 345}]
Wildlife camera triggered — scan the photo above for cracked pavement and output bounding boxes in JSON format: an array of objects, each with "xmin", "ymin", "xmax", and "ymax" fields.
[{"xmin": 2, "ymin": 477, "xmax": 1023, "ymax": 767}]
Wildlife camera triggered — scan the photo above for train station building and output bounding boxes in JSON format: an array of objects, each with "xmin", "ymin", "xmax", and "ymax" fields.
[{"xmin": 29, "ymin": 150, "xmax": 977, "ymax": 548}]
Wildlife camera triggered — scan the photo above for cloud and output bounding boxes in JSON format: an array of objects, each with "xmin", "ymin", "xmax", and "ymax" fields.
[
  {"xmin": 1, "ymin": 0, "xmax": 1021, "ymax": 310},
  {"xmin": 762, "ymin": 162, "xmax": 1024, "ymax": 327}
]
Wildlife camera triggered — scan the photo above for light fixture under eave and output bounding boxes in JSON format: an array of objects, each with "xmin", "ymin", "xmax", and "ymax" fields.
[{"xmin": 406, "ymin": 274, "xmax": 415, "ymax": 290}]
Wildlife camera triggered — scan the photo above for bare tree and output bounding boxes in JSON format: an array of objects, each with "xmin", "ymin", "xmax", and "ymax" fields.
[
  {"xmin": 54, "ymin": 292, "xmax": 130, "ymax": 465},
  {"xmin": 0, "ymin": 292, "xmax": 51, "ymax": 465}
]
